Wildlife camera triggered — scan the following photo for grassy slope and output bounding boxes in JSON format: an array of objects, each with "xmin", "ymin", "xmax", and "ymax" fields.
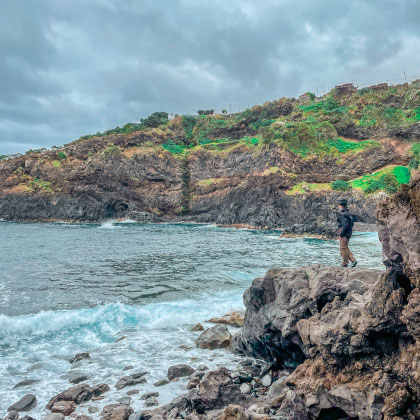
[{"xmin": 2, "ymin": 80, "xmax": 420, "ymax": 196}]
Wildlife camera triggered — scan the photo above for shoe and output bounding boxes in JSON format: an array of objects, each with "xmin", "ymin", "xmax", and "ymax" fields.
[
  {"xmin": 341, "ymin": 264, "xmax": 348, "ymax": 267},
  {"xmin": 351, "ymin": 261, "xmax": 358, "ymax": 268}
]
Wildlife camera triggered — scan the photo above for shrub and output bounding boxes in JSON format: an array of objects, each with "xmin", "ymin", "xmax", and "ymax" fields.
[
  {"xmin": 103, "ymin": 143, "xmax": 121, "ymax": 157},
  {"xmin": 331, "ymin": 180, "xmax": 351, "ymax": 191},
  {"xmin": 57, "ymin": 151, "xmax": 67, "ymax": 160},
  {"xmin": 139, "ymin": 112, "xmax": 169, "ymax": 128},
  {"xmin": 380, "ymin": 173, "xmax": 399, "ymax": 194}
]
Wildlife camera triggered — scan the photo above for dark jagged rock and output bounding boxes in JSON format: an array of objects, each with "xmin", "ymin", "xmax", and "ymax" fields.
[
  {"xmin": 115, "ymin": 372, "xmax": 148, "ymax": 390},
  {"xmin": 69, "ymin": 352, "xmax": 90, "ymax": 364},
  {"xmin": 46, "ymin": 384, "xmax": 93, "ymax": 409},
  {"xmin": 167, "ymin": 365, "xmax": 195, "ymax": 381}
]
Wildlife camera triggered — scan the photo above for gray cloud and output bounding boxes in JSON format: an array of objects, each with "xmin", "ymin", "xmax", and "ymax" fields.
[{"xmin": 1, "ymin": 0, "xmax": 420, "ymax": 154}]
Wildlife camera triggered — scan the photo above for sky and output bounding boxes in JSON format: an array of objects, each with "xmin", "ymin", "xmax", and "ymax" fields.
[{"xmin": 1, "ymin": 0, "xmax": 420, "ymax": 154}]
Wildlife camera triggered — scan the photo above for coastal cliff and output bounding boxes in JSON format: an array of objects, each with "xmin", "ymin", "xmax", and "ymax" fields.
[
  {"xmin": 137, "ymin": 175, "xmax": 420, "ymax": 419},
  {"xmin": 1, "ymin": 81, "xmax": 419, "ymax": 235}
]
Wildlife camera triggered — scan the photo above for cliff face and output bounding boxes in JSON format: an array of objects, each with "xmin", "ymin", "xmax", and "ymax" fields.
[
  {"xmin": 230, "ymin": 174, "xmax": 420, "ymax": 419},
  {"xmin": 0, "ymin": 139, "xmax": 408, "ymax": 235}
]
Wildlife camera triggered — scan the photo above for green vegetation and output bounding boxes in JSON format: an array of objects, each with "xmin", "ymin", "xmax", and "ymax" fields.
[
  {"xmin": 103, "ymin": 143, "xmax": 122, "ymax": 157},
  {"xmin": 57, "ymin": 151, "xmax": 67, "ymax": 160},
  {"xmin": 77, "ymin": 112, "xmax": 169, "ymax": 141},
  {"xmin": 197, "ymin": 109, "xmax": 214, "ymax": 115},
  {"xmin": 52, "ymin": 160, "xmax": 61, "ymax": 168},
  {"xmin": 409, "ymin": 142, "xmax": 420, "ymax": 169},
  {"xmin": 30, "ymin": 177, "xmax": 53, "ymax": 193},
  {"xmin": 162, "ymin": 136, "xmax": 260, "ymax": 155},
  {"xmin": 331, "ymin": 180, "xmax": 352, "ymax": 191},
  {"xmin": 351, "ymin": 166, "xmax": 410, "ymax": 194}
]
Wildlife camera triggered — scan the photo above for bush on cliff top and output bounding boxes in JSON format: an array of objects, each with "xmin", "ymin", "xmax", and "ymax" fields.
[{"xmin": 332, "ymin": 180, "xmax": 352, "ymax": 191}]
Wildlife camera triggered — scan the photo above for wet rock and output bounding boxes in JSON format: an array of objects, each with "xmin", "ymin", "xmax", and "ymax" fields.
[
  {"xmin": 117, "ymin": 397, "xmax": 132, "ymax": 406},
  {"xmin": 8, "ymin": 394, "xmax": 37, "ymax": 412},
  {"xmin": 167, "ymin": 364, "xmax": 195, "ymax": 381},
  {"xmin": 127, "ymin": 414, "xmax": 142, "ymax": 420},
  {"xmin": 44, "ymin": 414, "xmax": 64, "ymax": 420},
  {"xmin": 195, "ymin": 325, "xmax": 232, "ymax": 350},
  {"xmin": 239, "ymin": 383, "xmax": 252, "ymax": 394},
  {"xmin": 92, "ymin": 383, "xmax": 110, "ymax": 396},
  {"xmin": 69, "ymin": 374, "xmax": 89, "ymax": 384},
  {"xmin": 190, "ymin": 323, "xmax": 204, "ymax": 332},
  {"xmin": 144, "ymin": 397, "xmax": 158, "ymax": 407},
  {"xmin": 46, "ymin": 384, "xmax": 94, "ymax": 409},
  {"xmin": 115, "ymin": 372, "xmax": 148, "ymax": 390},
  {"xmin": 75, "ymin": 416, "xmax": 93, "ymax": 420},
  {"xmin": 153, "ymin": 379, "xmax": 169, "ymax": 387},
  {"xmin": 126, "ymin": 390, "xmax": 139, "ymax": 395},
  {"xmin": 140, "ymin": 392, "xmax": 159, "ymax": 400},
  {"xmin": 4, "ymin": 412, "xmax": 18, "ymax": 420},
  {"xmin": 88, "ymin": 407, "xmax": 99, "ymax": 413},
  {"xmin": 122, "ymin": 366, "xmax": 134, "ymax": 371},
  {"xmin": 20, "ymin": 416, "xmax": 36, "ymax": 420},
  {"xmin": 100, "ymin": 404, "xmax": 133, "ymax": 420},
  {"xmin": 51, "ymin": 401, "xmax": 76, "ymax": 416},
  {"xmin": 13, "ymin": 379, "xmax": 40, "ymax": 389},
  {"xmin": 197, "ymin": 365, "xmax": 209, "ymax": 371},
  {"xmin": 208, "ymin": 311, "xmax": 245, "ymax": 328},
  {"xmin": 69, "ymin": 352, "xmax": 90, "ymax": 364},
  {"xmin": 92, "ymin": 396, "xmax": 105, "ymax": 401}
]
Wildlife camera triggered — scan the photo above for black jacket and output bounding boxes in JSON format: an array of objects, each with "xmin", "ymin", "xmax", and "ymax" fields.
[{"xmin": 337, "ymin": 208, "xmax": 353, "ymax": 238}]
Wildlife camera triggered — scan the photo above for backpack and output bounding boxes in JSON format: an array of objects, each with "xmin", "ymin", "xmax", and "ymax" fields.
[{"xmin": 349, "ymin": 213, "xmax": 356, "ymax": 228}]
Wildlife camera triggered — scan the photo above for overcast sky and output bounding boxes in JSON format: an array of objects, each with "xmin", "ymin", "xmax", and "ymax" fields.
[{"xmin": 1, "ymin": 0, "xmax": 420, "ymax": 154}]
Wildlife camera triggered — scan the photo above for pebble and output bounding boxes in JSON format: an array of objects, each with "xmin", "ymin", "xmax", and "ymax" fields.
[{"xmin": 239, "ymin": 383, "xmax": 252, "ymax": 394}]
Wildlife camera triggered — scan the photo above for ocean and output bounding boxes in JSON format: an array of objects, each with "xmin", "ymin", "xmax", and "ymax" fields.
[{"xmin": 0, "ymin": 221, "xmax": 384, "ymax": 416}]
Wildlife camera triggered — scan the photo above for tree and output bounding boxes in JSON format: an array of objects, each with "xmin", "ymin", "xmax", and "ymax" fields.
[
  {"xmin": 221, "ymin": 109, "xmax": 227, "ymax": 115},
  {"xmin": 197, "ymin": 109, "xmax": 214, "ymax": 116}
]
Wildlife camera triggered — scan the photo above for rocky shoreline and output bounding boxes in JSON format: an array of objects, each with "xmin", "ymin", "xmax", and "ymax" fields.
[{"xmin": 4, "ymin": 175, "xmax": 420, "ymax": 420}]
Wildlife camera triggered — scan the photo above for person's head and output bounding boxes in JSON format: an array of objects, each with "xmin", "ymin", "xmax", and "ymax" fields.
[{"xmin": 338, "ymin": 199, "xmax": 348, "ymax": 210}]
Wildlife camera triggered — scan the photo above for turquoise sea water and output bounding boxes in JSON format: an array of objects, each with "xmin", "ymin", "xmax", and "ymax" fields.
[{"xmin": 0, "ymin": 221, "xmax": 384, "ymax": 416}]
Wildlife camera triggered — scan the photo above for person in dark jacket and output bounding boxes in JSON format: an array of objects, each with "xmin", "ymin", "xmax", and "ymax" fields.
[{"xmin": 337, "ymin": 199, "xmax": 357, "ymax": 267}]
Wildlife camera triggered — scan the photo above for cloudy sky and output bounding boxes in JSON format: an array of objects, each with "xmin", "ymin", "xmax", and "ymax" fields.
[{"xmin": 1, "ymin": 0, "xmax": 420, "ymax": 154}]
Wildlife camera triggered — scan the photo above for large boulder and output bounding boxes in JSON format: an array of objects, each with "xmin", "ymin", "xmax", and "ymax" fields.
[
  {"xmin": 46, "ymin": 384, "xmax": 93, "ymax": 409},
  {"xmin": 233, "ymin": 265, "xmax": 383, "ymax": 367},
  {"xmin": 195, "ymin": 325, "xmax": 232, "ymax": 350},
  {"xmin": 8, "ymin": 394, "xmax": 37, "ymax": 412}
]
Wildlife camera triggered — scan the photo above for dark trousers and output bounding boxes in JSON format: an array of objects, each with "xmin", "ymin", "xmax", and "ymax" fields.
[{"xmin": 339, "ymin": 235, "xmax": 355, "ymax": 265}]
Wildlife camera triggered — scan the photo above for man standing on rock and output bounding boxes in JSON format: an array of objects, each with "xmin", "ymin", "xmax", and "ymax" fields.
[{"xmin": 337, "ymin": 199, "xmax": 357, "ymax": 267}]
